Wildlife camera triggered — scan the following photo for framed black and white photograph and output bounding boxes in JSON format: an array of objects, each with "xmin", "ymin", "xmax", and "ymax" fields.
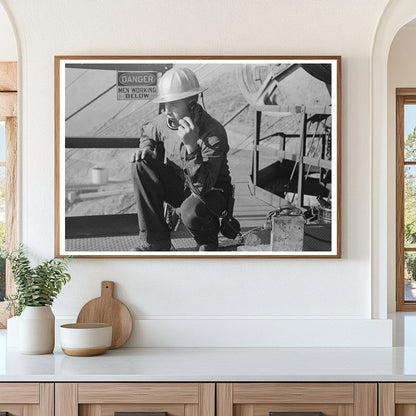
[{"xmin": 55, "ymin": 56, "xmax": 341, "ymax": 258}]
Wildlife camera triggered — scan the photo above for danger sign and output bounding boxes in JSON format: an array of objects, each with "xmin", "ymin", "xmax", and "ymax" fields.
[{"xmin": 117, "ymin": 71, "xmax": 158, "ymax": 100}]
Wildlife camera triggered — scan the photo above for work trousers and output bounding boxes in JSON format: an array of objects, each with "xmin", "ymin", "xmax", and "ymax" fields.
[{"xmin": 131, "ymin": 157, "xmax": 226, "ymax": 247}]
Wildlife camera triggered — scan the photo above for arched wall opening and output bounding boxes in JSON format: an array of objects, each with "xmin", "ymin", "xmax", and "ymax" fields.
[
  {"xmin": 387, "ymin": 19, "xmax": 416, "ymax": 313},
  {"xmin": 371, "ymin": 1, "xmax": 416, "ymax": 319}
]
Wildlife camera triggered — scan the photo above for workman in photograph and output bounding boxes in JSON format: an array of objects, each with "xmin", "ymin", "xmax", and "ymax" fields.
[{"xmin": 131, "ymin": 66, "xmax": 233, "ymax": 251}]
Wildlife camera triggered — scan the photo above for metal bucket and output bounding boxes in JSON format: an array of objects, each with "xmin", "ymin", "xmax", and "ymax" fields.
[
  {"xmin": 318, "ymin": 206, "xmax": 332, "ymax": 224},
  {"xmin": 271, "ymin": 207, "xmax": 305, "ymax": 251}
]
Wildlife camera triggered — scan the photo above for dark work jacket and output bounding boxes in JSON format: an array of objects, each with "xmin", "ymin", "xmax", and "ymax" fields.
[{"xmin": 139, "ymin": 110, "xmax": 232, "ymax": 197}]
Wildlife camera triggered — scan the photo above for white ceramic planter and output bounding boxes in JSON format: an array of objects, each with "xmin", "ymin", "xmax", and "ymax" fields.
[
  {"xmin": 19, "ymin": 306, "xmax": 55, "ymax": 354},
  {"xmin": 6, "ymin": 315, "xmax": 20, "ymax": 347}
]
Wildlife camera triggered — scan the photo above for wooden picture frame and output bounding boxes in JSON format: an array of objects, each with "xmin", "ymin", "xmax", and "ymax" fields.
[{"xmin": 55, "ymin": 56, "xmax": 341, "ymax": 258}]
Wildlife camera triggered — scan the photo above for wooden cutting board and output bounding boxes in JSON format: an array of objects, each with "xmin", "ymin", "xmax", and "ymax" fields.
[{"xmin": 76, "ymin": 281, "xmax": 133, "ymax": 349}]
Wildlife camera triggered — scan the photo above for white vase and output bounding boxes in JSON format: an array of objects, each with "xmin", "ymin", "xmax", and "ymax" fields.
[
  {"xmin": 6, "ymin": 315, "xmax": 20, "ymax": 347},
  {"xmin": 19, "ymin": 306, "xmax": 55, "ymax": 354}
]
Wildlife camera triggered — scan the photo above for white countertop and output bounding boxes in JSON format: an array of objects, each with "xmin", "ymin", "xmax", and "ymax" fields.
[
  {"xmin": 3, "ymin": 313, "xmax": 416, "ymax": 382},
  {"xmin": 2, "ymin": 345, "xmax": 416, "ymax": 382}
]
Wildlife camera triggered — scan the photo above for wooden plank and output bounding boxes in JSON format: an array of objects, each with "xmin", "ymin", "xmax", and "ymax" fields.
[
  {"xmin": 79, "ymin": 404, "xmax": 101, "ymax": 416},
  {"xmin": 337, "ymin": 404, "xmax": 353, "ymax": 416},
  {"xmin": 396, "ymin": 88, "xmax": 416, "ymax": 97},
  {"xmin": 234, "ymin": 404, "xmax": 242, "ymax": 416},
  {"xmin": 0, "ymin": 405, "xmax": 23, "ymax": 416},
  {"xmin": 397, "ymin": 94, "xmax": 407, "ymax": 311},
  {"xmin": 0, "ymin": 92, "xmax": 17, "ymax": 120},
  {"xmin": 0, "ymin": 383, "xmax": 39, "ymax": 403},
  {"xmin": 6, "ymin": 117, "xmax": 17, "ymax": 287},
  {"xmin": 303, "ymin": 155, "xmax": 331, "ymax": 170},
  {"xmin": 55, "ymin": 383, "xmax": 78, "ymax": 416},
  {"xmin": 233, "ymin": 383, "xmax": 354, "ymax": 404},
  {"xmin": 257, "ymin": 146, "xmax": 298, "ymax": 162},
  {"xmin": 199, "ymin": 384, "xmax": 215, "ymax": 416},
  {"xmin": 185, "ymin": 404, "xmax": 199, "ymax": 416},
  {"xmin": 238, "ymin": 405, "xmax": 253, "ymax": 416},
  {"xmin": 249, "ymin": 181, "xmax": 293, "ymax": 209},
  {"xmin": 0, "ymin": 62, "xmax": 17, "ymax": 91},
  {"xmin": 23, "ymin": 404, "xmax": 38, "ymax": 416},
  {"xmin": 395, "ymin": 383, "xmax": 416, "ymax": 403},
  {"xmin": 78, "ymin": 383, "xmax": 199, "ymax": 404},
  {"xmin": 354, "ymin": 383, "xmax": 377, "ymax": 416},
  {"xmin": 216, "ymin": 384, "xmax": 233, "ymax": 416},
  {"xmin": 39, "ymin": 383, "xmax": 54, "ymax": 416},
  {"xmin": 379, "ymin": 383, "xmax": 395, "ymax": 416},
  {"xmin": 396, "ymin": 404, "xmax": 416, "ymax": 416}
]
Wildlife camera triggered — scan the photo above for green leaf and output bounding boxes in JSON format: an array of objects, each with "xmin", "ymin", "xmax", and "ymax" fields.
[{"xmin": 5, "ymin": 245, "xmax": 71, "ymax": 315}]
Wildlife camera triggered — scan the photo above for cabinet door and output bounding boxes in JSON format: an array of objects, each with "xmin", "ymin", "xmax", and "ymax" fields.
[
  {"xmin": 379, "ymin": 383, "xmax": 416, "ymax": 416},
  {"xmin": 217, "ymin": 383, "xmax": 377, "ymax": 416},
  {"xmin": 55, "ymin": 383, "xmax": 215, "ymax": 416},
  {"xmin": 0, "ymin": 383, "xmax": 53, "ymax": 416}
]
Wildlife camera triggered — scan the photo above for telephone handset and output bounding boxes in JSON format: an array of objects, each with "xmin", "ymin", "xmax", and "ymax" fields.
[{"xmin": 166, "ymin": 101, "xmax": 201, "ymax": 130}]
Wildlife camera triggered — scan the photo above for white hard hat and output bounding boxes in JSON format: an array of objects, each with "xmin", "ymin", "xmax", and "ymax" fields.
[{"xmin": 153, "ymin": 67, "xmax": 207, "ymax": 103}]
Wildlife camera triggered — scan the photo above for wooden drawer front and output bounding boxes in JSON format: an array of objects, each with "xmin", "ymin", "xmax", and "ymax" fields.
[
  {"xmin": 380, "ymin": 383, "xmax": 416, "ymax": 416},
  {"xmin": 236, "ymin": 403, "xmax": 346, "ymax": 416},
  {"xmin": 233, "ymin": 383, "xmax": 354, "ymax": 404},
  {"xmin": 78, "ymin": 383, "xmax": 200, "ymax": 404},
  {"xmin": 395, "ymin": 383, "xmax": 416, "ymax": 404},
  {"xmin": 0, "ymin": 383, "xmax": 39, "ymax": 403},
  {"xmin": 57, "ymin": 383, "xmax": 215, "ymax": 416},
  {"xmin": 218, "ymin": 384, "xmax": 376, "ymax": 416},
  {"xmin": 0, "ymin": 405, "xmax": 29, "ymax": 416},
  {"xmin": 0, "ymin": 383, "xmax": 53, "ymax": 416},
  {"xmin": 80, "ymin": 403, "xmax": 189, "ymax": 416}
]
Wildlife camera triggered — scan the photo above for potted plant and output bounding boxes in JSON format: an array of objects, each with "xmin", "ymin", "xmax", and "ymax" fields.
[{"xmin": 4, "ymin": 245, "xmax": 71, "ymax": 354}]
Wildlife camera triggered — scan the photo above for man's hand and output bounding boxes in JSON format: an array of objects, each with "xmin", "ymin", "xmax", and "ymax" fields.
[
  {"xmin": 178, "ymin": 116, "xmax": 199, "ymax": 154},
  {"xmin": 131, "ymin": 148, "xmax": 156, "ymax": 162}
]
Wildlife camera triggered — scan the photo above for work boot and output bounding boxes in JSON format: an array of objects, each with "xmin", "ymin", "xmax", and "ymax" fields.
[
  {"xmin": 198, "ymin": 243, "xmax": 218, "ymax": 251},
  {"xmin": 131, "ymin": 240, "xmax": 171, "ymax": 251}
]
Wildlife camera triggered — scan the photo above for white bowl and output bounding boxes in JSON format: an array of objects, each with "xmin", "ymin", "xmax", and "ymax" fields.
[{"xmin": 60, "ymin": 323, "xmax": 112, "ymax": 356}]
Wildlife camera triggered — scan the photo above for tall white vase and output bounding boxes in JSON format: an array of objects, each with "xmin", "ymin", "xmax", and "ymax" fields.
[{"xmin": 19, "ymin": 306, "xmax": 55, "ymax": 354}]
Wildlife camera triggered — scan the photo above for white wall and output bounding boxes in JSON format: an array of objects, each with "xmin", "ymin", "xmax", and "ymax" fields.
[
  {"xmin": 0, "ymin": 3, "xmax": 16, "ymax": 61},
  {"xmin": 0, "ymin": 0, "xmax": 394, "ymax": 347},
  {"xmin": 387, "ymin": 26, "xmax": 416, "ymax": 312}
]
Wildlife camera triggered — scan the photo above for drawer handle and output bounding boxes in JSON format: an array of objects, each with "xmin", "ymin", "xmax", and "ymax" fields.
[
  {"xmin": 115, "ymin": 412, "xmax": 168, "ymax": 416},
  {"xmin": 270, "ymin": 413, "xmax": 323, "ymax": 416}
]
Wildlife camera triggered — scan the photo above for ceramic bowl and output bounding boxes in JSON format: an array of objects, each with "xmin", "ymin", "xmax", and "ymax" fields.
[{"xmin": 60, "ymin": 323, "xmax": 112, "ymax": 356}]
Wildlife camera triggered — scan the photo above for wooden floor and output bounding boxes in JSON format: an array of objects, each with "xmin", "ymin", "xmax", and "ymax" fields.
[
  {"xmin": 228, "ymin": 148, "xmax": 274, "ymax": 228},
  {"xmin": 155, "ymin": 148, "xmax": 275, "ymax": 251},
  {"xmin": 65, "ymin": 147, "xmax": 276, "ymax": 252},
  {"xmin": 65, "ymin": 146, "xmax": 333, "ymax": 252}
]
